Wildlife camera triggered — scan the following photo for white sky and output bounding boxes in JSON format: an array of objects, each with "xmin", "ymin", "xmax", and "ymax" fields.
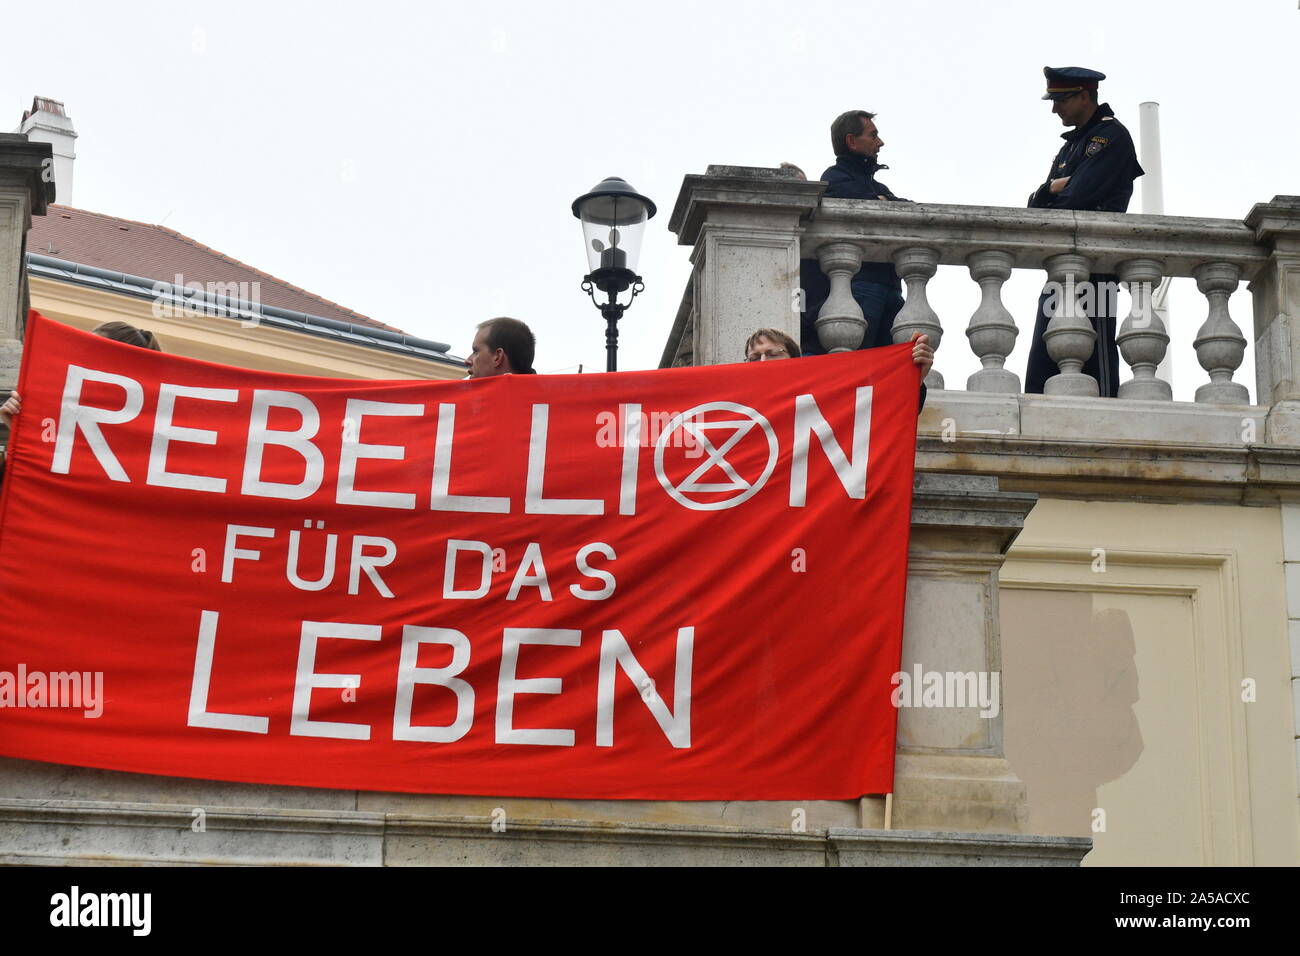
[{"xmin": 5, "ymin": 0, "xmax": 1298, "ymax": 397}]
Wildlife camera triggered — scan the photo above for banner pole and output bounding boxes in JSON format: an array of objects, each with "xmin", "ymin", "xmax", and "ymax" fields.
[{"xmin": 884, "ymin": 792, "xmax": 893, "ymax": 830}]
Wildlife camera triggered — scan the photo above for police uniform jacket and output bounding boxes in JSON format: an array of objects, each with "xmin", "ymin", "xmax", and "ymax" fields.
[{"xmin": 1027, "ymin": 103, "xmax": 1144, "ymax": 212}]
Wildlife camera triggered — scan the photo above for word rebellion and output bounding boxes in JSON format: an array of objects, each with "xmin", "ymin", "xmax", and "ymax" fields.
[{"xmin": 50, "ymin": 365, "xmax": 875, "ymax": 514}]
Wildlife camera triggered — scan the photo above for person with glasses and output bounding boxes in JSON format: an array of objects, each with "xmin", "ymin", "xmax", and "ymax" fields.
[
  {"xmin": 743, "ymin": 327, "xmax": 934, "ymax": 411},
  {"xmin": 1025, "ymin": 66, "xmax": 1144, "ymax": 397},
  {"xmin": 744, "ymin": 329, "xmax": 801, "ymax": 362}
]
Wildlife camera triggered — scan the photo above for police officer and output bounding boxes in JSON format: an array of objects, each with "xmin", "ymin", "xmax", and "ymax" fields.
[{"xmin": 1024, "ymin": 67, "xmax": 1144, "ymax": 397}]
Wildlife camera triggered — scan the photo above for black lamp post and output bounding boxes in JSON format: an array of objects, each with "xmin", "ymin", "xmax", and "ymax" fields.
[{"xmin": 572, "ymin": 177, "xmax": 657, "ymax": 371}]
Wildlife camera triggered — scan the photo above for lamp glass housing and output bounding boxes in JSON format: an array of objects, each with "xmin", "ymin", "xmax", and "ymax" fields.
[{"xmin": 577, "ymin": 194, "xmax": 649, "ymax": 275}]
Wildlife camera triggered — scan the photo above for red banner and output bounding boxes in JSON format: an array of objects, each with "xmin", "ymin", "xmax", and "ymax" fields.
[{"xmin": 0, "ymin": 312, "xmax": 918, "ymax": 799}]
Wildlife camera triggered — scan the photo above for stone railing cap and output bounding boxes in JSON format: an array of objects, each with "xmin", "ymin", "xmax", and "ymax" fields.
[
  {"xmin": 804, "ymin": 199, "xmax": 1266, "ymax": 277},
  {"xmin": 0, "ymin": 133, "xmax": 56, "ymax": 214},
  {"xmin": 1245, "ymin": 195, "xmax": 1300, "ymax": 242},
  {"xmin": 670, "ymin": 166, "xmax": 826, "ymax": 245},
  {"xmin": 703, "ymin": 164, "xmax": 806, "ymax": 179}
]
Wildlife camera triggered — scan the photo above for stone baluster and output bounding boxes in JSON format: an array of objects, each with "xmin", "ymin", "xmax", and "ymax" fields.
[
  {"xmin": 964, "ymin": 250, "xmax": 1019, "ymax": 393},
  {"xmin": 892, "ymin": 246, "xmax": 943, "ymax": 388},
  {"xmin": 1115, "ymin": 258, "xmax": 1171, "ymax": 400},
  {"xmin": 1042, "ymin": 253, "xmax": 1098, "ymax": 396},
  {"xmin": 1192, "ymin": 262, "xmax": 1250, "ymax": 404},
  {"xmin": 814, "ymin": 242, "xmax": 867, "ymax": 352}
]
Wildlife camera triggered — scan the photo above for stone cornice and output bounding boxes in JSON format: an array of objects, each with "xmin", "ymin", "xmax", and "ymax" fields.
[
  {"xmin": 0, "ymin": 796, "xmax": 1089, "ymax": 866},
  {"xmin": 918, "ymin": 432, "xmax": 1300, "ymax": 503},
  {"xmin": 0, "ymin": 134, "xmax": 55, "ymax": 217},
  {"xmin": 910, "ymin": 473, "xmax": 1038, "ymax": 555},
  {"xmin": 913, "ymin": 390, "xmax": 1300, "ymax": 503}
]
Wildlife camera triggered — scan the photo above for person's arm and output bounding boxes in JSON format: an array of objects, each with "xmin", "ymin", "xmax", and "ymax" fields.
[
  {"xmin": 1028, "ymin": 181, "xmax": 1054, "ymax": 208},
  {"xmin": 874, "ymin": 178, "xmax": 912, "ymax": 203},
  {"xmin": 1028, "ymin": 166, "xmax": 1060, "ymax": 207},
  {"xmin": 822, "ymin": 165, "xmax": 872, "ymax": 200},
  {"xmin": 911, "ymin": 333, "xmax": 932, "ymax": 415},
  {"xmin": 0, "ymin": 390, "xmax": 19, "ymax": 479},
  {"xmin": 1053, "ymin": 132, "xmax": 1141, "ymax": 211},
  {"xmin": 1028, "ymin": 147, "xmax": 1068, "ymax": 208}
]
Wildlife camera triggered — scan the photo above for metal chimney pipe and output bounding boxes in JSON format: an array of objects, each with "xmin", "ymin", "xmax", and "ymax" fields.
[
  {"xmin": 1139, "ymin": 102, "xmax": 1164, "ymax": 215},
  {"xmin": 1139, "ymin": 101, "xmax": 1174, "ymax": 390}
]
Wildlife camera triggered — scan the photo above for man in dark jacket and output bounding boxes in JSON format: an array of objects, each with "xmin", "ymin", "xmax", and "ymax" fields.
[
  {"xmin": 1024, "ymin": 67, "xmax": 1144, "ymax": 396},
  {"xmin": 801, "ymin": 110, "xmax": 910, "ymax": 359}
]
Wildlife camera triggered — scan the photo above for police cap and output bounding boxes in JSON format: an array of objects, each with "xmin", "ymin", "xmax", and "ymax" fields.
[{"xmin": 1042, "ymin": 66, "xmax": 1106, "ymax": 100}]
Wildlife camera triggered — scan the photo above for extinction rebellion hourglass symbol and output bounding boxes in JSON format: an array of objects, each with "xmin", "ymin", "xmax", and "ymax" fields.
[{"xmin": 654, "ymin": 402, "xmax": 779, "ymax": 511}]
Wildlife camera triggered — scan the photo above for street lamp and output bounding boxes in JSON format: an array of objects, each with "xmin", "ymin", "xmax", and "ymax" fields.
[{"xmin": 572, "ymin": 176, "xmax": 657, "ymax": 371}]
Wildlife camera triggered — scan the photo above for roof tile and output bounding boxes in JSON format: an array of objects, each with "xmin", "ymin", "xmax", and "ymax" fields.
[{"xmin": 29, "ymin": 204, "xmax": 403, "ymax": 333}]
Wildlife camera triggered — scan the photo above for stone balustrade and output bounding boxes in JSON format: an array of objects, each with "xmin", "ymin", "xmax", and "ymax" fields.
[
  {"xmin": 662, "ymin": 166, "xmax": 1300, "ymax": 416},
  {"xmin": 803, "ymin": 197, "xmax": 1271, "ymax": 400}
]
